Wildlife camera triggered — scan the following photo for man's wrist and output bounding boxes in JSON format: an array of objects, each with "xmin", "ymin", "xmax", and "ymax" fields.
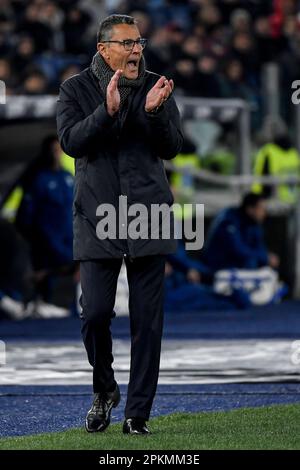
[
  {"xmin": 145, "ymin": 104, "xmax": 164, "ymax": 114},
  {"xmin": 107, "ymin": 107, "xmax": 118, "ymax": 117},
  {"xmin": 105, "ymin": 101, "xmax": 118, "ymax": 118}
]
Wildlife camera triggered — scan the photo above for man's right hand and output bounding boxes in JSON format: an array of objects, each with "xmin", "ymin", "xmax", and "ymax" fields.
[{"xmin": 107, "ymin": 69, "xmax": 123, "ymax": 117}]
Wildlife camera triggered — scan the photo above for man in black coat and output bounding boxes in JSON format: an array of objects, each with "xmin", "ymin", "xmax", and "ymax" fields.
[{"xmin": 56, "ymin": 14, "xmax": 183, "ymax": 435}]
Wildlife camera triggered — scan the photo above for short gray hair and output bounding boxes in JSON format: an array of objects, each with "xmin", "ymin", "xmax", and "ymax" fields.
[{"xmin": 97, "ymin": 15, "xmax": 137, "ymax": 43}]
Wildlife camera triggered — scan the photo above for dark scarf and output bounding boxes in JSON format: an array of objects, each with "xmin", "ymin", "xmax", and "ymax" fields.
[{"xmin": 91, "ymin": 51, "xmax": 146, "ymax": 108}]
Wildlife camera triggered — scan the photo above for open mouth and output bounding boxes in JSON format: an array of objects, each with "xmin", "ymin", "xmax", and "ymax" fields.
[{"xmin": 126, "ymin": 59, "xmax": 139, "ymax": 71}]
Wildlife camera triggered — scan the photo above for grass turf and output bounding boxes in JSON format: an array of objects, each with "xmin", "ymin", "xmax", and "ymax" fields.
[{"xmin": 1, "ymin": 404, "xmax": 300, "ymax": 450}]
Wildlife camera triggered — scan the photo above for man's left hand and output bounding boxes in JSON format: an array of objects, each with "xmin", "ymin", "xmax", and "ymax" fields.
[{"xmin": 145, "ymin": 76, "xmax": 174, "ymax": 113}]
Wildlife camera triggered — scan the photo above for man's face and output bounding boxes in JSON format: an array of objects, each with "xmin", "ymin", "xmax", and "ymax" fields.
[
  {"xmin": 97, "ymin": 24, "xmax": 143, "ymax": 79},
  {"xmin": 247, "ymin": 200, "xmax": 267, "ymax": 223}
]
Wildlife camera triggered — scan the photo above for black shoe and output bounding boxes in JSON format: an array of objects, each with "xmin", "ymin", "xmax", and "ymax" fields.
[
  {"xmin": 123, "ymin": 418, "xmax": 150, "ymax": 435},
  {"xmin": 85, "ymin": 384, "xmax": 120, "ymax": 433}
]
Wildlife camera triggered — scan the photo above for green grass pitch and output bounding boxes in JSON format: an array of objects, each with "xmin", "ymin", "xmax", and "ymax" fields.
[{"xmin": 1, "ymin": 404, "xmax": 300, "ymax": 450}]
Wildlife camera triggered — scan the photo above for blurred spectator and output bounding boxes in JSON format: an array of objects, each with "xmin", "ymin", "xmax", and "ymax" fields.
[
  {"xmin": 143, "ymin": 25, "xmax": 171, "ymax": 73},
  {"xmin": 220, "ymin": 58, "xmax": 253, "ymax": 101},
  {"xmin": 0, "ymin": 216, "xmax": 33, "ymax": 319},
  {"xmin": 164, "ymin": 240, "xmax": 249, "ymax": 311},
  {"xmin": 0, "ymin": 0, "xmax": 297, "ymax": 120},
  {"xmin": 10, "ymin": 35, "xmax": 36, "ymax": 73},
  {"xmin": 181, "ymin": 35, "xmax": 203, "ymax": 61},
  {"xmin": 230, "ymin": 8, "xmax": 251, "ymax": 34},
  {"xmin": 0, "ymin": 0, "xmax": 15, "ymax": 21},
  {"xmin": 0, "ymin": 30, "xmax": 11, "ymax": 56},
  {"xmin": 0, "ymin": 0, "xmax": 15, "ymax": 42},
  {"xmin": 168, "ymin": 58, "xmax": 196, "ymax": 95},
  {"xmin": 16, "ymin": 135, "xmax": 74, "ymax": 303},
  {"xmin": 16, "ymin": 3, "xmax": 53, "ymax": 53},
  {"xmin": 59, "ymin": 63, "xmax": 81, "ymax": 83},
  {"xmin": 194, "ymin": 53, "xmax": 222, "ymax": 97},
  {"xmin": 170, "ymin": 134, "xmax": 200, "ymax": 198},
  {"xmin": 0, "ymin": 57, "xmax": 14, "ymax": 86},
  {"xmin": 39, "ymin": 0, "xmax": 65, "ymax": 53},
  {"xmin": 19, "ymin": 68, "xmax": 49, "ymax": 95},
  {"xmin": 231, "ymin": 32, "xmax": 260, "ymax": 86},
  {"xmin": 62, "ymin": 4, "xmax": 91, "ymax": 54},
  {"xmin": 252, "ymin": 133, "xmax": 300, "ymax": 203},
  {"xmin": 167, "ymin": 22, "xmax": 186, "ymax": 61},
  {"xmin": 0, "ymin": 215, "xmax": 70, "ymax": 320},
  {"xmin": 196, "ymin": 2, "xmax": 222, "ymax": 33},
  {"xmin": 146, "ymin": 0, "xmax": 193, "ymax": 30},
  {"xmin": 128, "ymin": 9, "xmax": 152, "ymax": 36},
  {"xmin": 254, "ymin": 15, "xmax": 287, "ymax": 64},
  {"xmin": 202, "ymin": 193, "xmax": 280, "ymax": 273}
]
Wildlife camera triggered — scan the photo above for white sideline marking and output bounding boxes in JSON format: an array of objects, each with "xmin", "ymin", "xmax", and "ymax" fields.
[{"xmin": 0, "ymin": 339, "xmax": 300, "ymax": 385}]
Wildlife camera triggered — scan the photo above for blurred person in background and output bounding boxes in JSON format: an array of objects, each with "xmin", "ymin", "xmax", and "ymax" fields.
[
  {"xmin": 0, "ymin": 29, "xmax": 11, "ymax": 57},
  {"xmin": 164, "ymin": 240, "xmax": 250, "ymax": 311},
  {"xmin": 58, "ymin": 63, "xmax": 81, "ymax": 84},
  {"xmin": 196, "ymin": 1, "xmax": 222, "ymax": 34},
  {"xmin": 38, "ymin": 0, "xmax": 65, "ymax": 53},
  {"xmin": 167, "ymin": 57, "xmax": 196, "ymax": 95},
  {"xmin": 181, "ymin": 34, "xmax": 203, "ymax": 62},
  {"xmin": 0, "ymin": 216, "xmax": 33, "ymax": 321},
  {"xmin": 62, "ymin": 4, "xmax": 92, "ymax": 54},
  {"xmin": 0, "ymin": 213, "xmax": 70, "ymax": 321},
  {"xmin": 254, "ymin": 15, "xmax": 287, "ymax": 64},
  {"xmin": 10, "ymin": 35, "xmax": 36, "ymax": 73},
  {"xmin": 194, "ymin": 53, "xmax": 222, "ymax": 97},
  {"xmin": 128, "ymin": 10, "xmax": 151, "ymax": 37},
  {"xmin": 252, "ymin": 133, "xmax": 300, "ymax": 204},
  {"xmin": 202, "ymin": 192, "xmax": 285, "ymax": 306},
  {"xmin": 166, "ymin": 22, "xmax": 186, "ymax": 61},
  {"xmin": 220, "ymin": 58, "xmax": 254, "ymax": 101},
  {"xmin": 16, "ymin": 2, "xmax": 53, "ymax": 53},
  {"xmin": 0, "ymin": 57, "xmax": 17, "ymax": 90},
  {"xmin": 230, "ymin": 8, "xmax": 252, "ymax": 34},
  {"xmin": 18, "ymin": 67, "xmax": 49, "ymax": 94},
  {"xmin": 0, "ymin": 0, "xmax": 296, "ymax": 117},
  {"xmin": 16, "ymin": 135, "xmax": 74, "ymax": 305},
  {"xmin": 142, "ymin": 25, "xmax": 171, "ymax": 73},
  {"xmin": 202, "ymin": 193, "xmax": 280, "ymax": 273},
  {"xmin": 230, "ymin": 32, "xmax": 260, "ymax": 86}
]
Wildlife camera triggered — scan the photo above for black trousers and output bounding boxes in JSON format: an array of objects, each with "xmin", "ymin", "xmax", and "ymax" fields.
[{"xmin": 80, "ymin": 255, "xmax": 166, "ymax": 420}]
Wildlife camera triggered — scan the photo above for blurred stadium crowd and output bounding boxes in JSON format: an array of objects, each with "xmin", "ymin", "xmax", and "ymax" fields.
[
  {"xmin": 0, "ymin": 0, "xmax": 299, "ymax": 117},
  {"xmin": 1, "ymin": 0, "xmax": 299, "ymax": 320}
]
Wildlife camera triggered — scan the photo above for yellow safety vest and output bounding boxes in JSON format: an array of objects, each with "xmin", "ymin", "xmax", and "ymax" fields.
[
  {"xmin": 61, "ymin": 151, "xmax": 75, "ymax": 176},
  {"xmin": 252, "ymin": 143, "xmax": 300, "ymax": 204},
  {"xmin": 1, "ymin": 186, "xmax": 24, "ymax": 222},
  {"xmin": 170, "ymin": 153, "xmax": 200, "ymax": 220}
]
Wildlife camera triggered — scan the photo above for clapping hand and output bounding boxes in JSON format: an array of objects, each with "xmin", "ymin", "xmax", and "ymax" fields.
[
  {"xmin": 145, "ymin": 76, "xmax": 174, "ymax": 113},
  {"xmin": 107, "ymin": 69, "xmax": 123, "ymax": 117}
]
